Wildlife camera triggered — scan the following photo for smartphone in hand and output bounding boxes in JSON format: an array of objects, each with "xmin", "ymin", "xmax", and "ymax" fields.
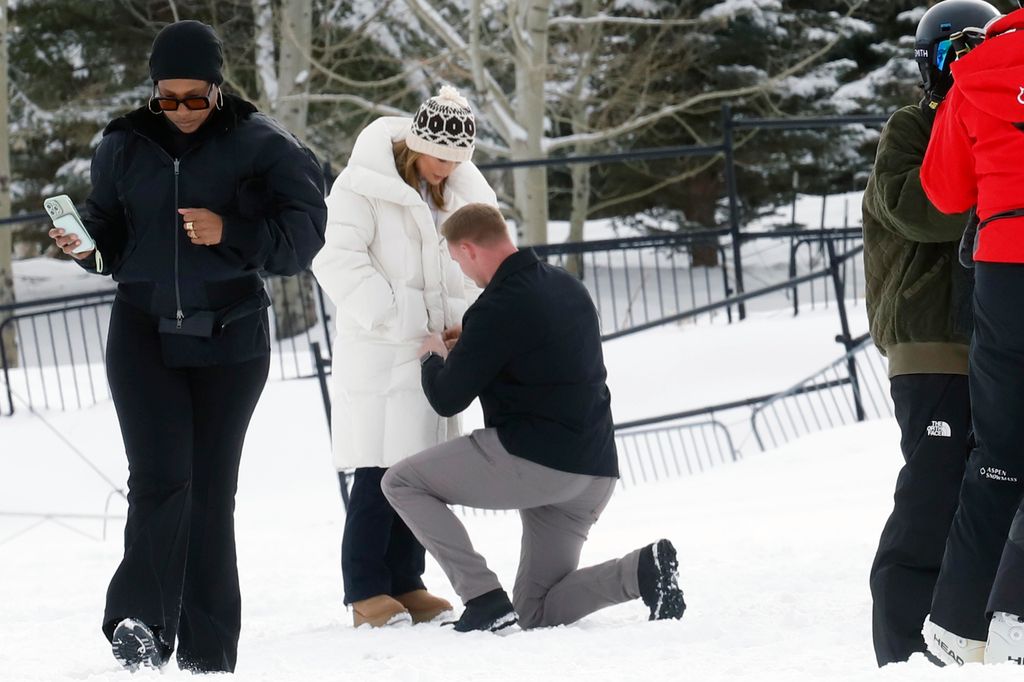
[{"xmin": 43, "ymin": 194, "xmax": 95, "ymax": 254}]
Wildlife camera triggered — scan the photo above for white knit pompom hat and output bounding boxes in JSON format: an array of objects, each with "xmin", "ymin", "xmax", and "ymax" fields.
[{"xmin": 406, "ymin": 85, "xmax": 476, "ymax": 163}]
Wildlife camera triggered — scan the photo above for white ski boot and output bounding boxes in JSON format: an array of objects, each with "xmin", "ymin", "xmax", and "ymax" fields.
[
  {"xmin": 923, "ymin": 614, "xmax": 985, "ymax": 666},
  {"xmin": 985, "ymin": 612, "xmax": 1024, "ymax": 665}
]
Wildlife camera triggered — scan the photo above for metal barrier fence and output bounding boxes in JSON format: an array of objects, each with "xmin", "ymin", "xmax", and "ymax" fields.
[
  {"xmin": 615, "ymin": 419, "xmax": 738, "ymax": 488},
  {"xmin": 787, "ymin": 229, "xmax": 864, "ymax": 316},
  {"xmin": 2, "ymin": 228, "xmax": 865, "ymax": 416},
  {"xmin": 750, "ymin": 335, "xmax": 892, "ymax": 452},
  {"xmin": 0, "ymin": 291, "xmax": 114, "ymax": 416},
  {"xmin": 0, "ymin": 273, "xmax": 333, "ymax": 416},
  {"xmin": 311, "ymin": 342, "xmax": 742, "ymax": 513},
  {"xmin": 533, "ymin": 233, "xmax": 735, "ymax": 335},
  {"xmin": 530, "ymin": 228, "xmax": 864, "ymax": 340}
]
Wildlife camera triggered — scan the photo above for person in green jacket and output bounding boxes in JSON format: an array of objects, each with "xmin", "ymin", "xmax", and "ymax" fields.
[{"xmin": 863, "ymin": 0, "xmax": 999, "ymax": 667}]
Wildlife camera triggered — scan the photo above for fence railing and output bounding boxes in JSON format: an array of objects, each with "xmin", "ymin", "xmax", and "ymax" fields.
[
  {"xmin": 312, "ymin": 228, "xmax": 865, "ymax": 509},
  {"xmin": 2, "ymin": 228, "xmax": 865, "ymax": 416},
  {"xmin": 2, "ymin": 111, "xmax": 886, "ymax": 418},
  {"xmin": 786, "ymin": 229, "xmax": 864, "ymax": 316},
  {"xmin": 472, "ymin": 108, "xmax": 887, "ymax": 323},
  {"xmin": 0, "ymin": 273, "xmax": 333, "ymax": 416},
  {"xmin": 750, "ymin": 334, "xmax": 891, "ymax": 452},
  {"xmin": 533, "ymin": 232, "xmax": 735, "ymax": 335},
  {"xmin": 0, "ymin": 291, "xmax": 114, "ymax": 416},
  {"xmin": 615, "ymin": 419, "xmax": 738, "ymax": 488},
  {"xmin": 310, "ymin": 341, "xmax": 742, "ymax": 513}
]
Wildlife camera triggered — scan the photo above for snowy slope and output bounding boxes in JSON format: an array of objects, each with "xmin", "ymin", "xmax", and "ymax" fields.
[
  {"xmin": 4, "ymin": 301, "xmax": 1005, "ymax": 682},
  {"xmin": 5, "ymin": 416, "xmax": 1018, "ymax": 681}
]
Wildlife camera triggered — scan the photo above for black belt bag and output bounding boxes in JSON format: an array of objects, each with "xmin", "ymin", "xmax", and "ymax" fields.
[
  {"xmin": 959, "ymin": 208, "xmax": 1024, "ymax": 269},
  {"xmin": 159, "ymin": 288, "xmax": 272, "ymax": 338}
]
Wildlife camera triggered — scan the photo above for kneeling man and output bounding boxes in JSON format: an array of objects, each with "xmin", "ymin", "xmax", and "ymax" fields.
[{"xmin": 382, "ymin": 203, "xmax": 685, "ymax": 632}]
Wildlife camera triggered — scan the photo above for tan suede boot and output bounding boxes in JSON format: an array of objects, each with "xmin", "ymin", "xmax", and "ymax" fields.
[
  {"xmin": 351, "ymin": 595, "xmax": 412, "ymax": 628},
  {"xmin": 394, "ymin": 589, "xmax": 455, "ymax": 624}
]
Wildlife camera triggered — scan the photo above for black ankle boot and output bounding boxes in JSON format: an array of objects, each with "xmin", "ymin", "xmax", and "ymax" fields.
[
  {"xmin": 111, "ymin": 618, "xmax": 168, "ymax": 671},
  {"xmin": 638, "ymin": 539, "xmax": 686, "ymax": 621},
  {"xmin": 445, "ymin": 588, "xmax": 518, "ymax": 633}
]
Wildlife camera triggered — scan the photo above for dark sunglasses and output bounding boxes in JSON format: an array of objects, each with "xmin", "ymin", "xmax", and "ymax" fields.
[{"xmin": 148, "ymin": 84, "xmax": 215, "ymax": 113}]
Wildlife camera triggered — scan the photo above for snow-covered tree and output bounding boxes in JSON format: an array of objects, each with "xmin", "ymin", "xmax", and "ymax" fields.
[{"xmin": 1, "ymin": 0, "xmax": 15, "ymax": 364}]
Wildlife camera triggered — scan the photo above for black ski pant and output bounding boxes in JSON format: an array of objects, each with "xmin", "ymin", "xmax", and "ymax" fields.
[
  {"xmin": 931, "ymin": 263, "xmax": 1024, "ymax": 641},
  {"xmin": 340, "ymin": 467, "xmax": 426, "ymax": 604},
  {"xmin": 101, "ymin": 299, "xmax": 269, "ymax": 673},
  {"xmin": 869, "ymin": 374, "xmax": 970, "ymax": 666}
]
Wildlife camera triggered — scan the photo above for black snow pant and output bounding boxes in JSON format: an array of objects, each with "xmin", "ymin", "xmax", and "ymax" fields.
[
  {"xmin": 101, "ymin": 299, "xmax": 269, "ymax": 673},
  {"xmin": 341, "ymin": 467, "xmax": 427, "ymax": 604},
  {"xmin": 869, "ymin": 374, "xmax": 970, "ymax": 666},
  {"xmin": 931, "ymin": 262, "xmax": 1024, "ymax": 641}
]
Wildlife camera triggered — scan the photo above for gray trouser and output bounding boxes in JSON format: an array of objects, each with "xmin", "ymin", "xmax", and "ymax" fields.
[{"xmin": 381, "ymin": 428, "xmax": 642, "ymax": 629}]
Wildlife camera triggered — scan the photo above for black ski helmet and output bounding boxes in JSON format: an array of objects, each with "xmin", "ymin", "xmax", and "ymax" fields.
[{"xmin": 915, "ymin": 0, "xmax": 1001, "ymax": 94}]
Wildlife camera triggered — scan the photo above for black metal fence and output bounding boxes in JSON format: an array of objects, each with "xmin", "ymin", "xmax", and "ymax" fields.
[
  {"xmin": 310, "ymin": 341, "xmax": 741, "ymax": 513},
  {"xmin": 1, "ymin": 110, "xmax": 885, "ymax": 418},
  {"xmin": 0, "ymin": 291, "xmax": 114, "ymax": 416},
  {"xmin": 0, "ymin": 273, "xmax": 333, "ymax": 417},
  {"xmin": 533, "ymin": 232, "xmax": 735, "ymax": 335},
  {"xmin": 1, "ymin": 226, "xmax": 865, "ymax": 416},
  {"xmin": 750, "ymin": 334, "xmax": 891, "ymax": 451}
]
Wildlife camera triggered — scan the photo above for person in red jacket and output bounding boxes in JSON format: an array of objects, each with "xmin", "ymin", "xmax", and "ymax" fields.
[{"xmin": 921, "ymin": 3, "xmax": 1024, "ymax": 667}]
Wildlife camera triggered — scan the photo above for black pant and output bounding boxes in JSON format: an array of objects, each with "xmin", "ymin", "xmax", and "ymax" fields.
[
  {"xmin": 869, "ymin": 374, "xmax": 970, "ymax": 666},
  {"xmin": 101, "ymin": 300, "xmax": 269, "ymax": 673},
  {"xmin": 932, "ymin": 263, "xmax": 1024, "ymax": 640},
  {"xmin": 341, "ymin": 467, "xmax": 426, "ymax": 604}
]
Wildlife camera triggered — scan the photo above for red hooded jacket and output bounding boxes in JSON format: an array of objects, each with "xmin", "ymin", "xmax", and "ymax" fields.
[{"xmin": 922, "ymin": 9, "xmax": 1024, "ymax": 263}]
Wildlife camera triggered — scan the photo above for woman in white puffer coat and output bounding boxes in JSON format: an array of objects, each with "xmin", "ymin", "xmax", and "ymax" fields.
[{"xmin": 312, "ymin": 87, "xmax": 497, "ymax": 628}]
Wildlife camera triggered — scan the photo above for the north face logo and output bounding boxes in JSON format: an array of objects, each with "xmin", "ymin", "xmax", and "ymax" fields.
[{"xmin": 927, "ymin": 421, "xmax": 952, "ymax": 438}]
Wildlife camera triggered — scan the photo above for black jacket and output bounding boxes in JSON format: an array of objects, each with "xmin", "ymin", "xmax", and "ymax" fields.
[
  {"xmin": 79, "ymin": 94, "xmax": 327, "ymax": 367},
  {"xmin": 421, "ymin": 249, "xmax": 618, "ymax": 478}
]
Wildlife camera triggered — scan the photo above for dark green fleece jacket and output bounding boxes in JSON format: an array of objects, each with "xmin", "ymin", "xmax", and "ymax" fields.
[{"xmin": 863, "ymin": 105, "xmax": 972, "ymax": 377}]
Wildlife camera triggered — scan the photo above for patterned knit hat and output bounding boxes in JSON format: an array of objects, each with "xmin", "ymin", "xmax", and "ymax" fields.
[{"xmin": 406, "ymin": 86, "xmax": 476, "ymax": 163}]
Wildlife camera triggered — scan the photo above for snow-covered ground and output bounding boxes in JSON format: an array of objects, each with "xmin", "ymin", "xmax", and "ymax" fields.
[
  {"xmin": 8, "ymin": 195, "xmax": 998, "ymax": 680},
  {"xmin": 5, "ymin": 300, "xmax": 1005, "ymax": 682},
  {"xmin": 5, "ymin": 414, "xmax": 1017, "ymax": 681}
]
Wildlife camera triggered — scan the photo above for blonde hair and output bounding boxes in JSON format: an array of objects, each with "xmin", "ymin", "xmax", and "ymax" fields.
[
  {"xmin": 442, "ymin": 203, "xmax": 509, "ymax": 246},
  {"xmin": 393, "ymin": 139, "xmax": 447, "ymax": 210}
]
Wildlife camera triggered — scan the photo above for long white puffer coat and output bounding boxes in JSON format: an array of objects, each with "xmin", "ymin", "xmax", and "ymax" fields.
[{"xmin": 312, "ymin": 117, "xmax": 497, "ymax": 470}]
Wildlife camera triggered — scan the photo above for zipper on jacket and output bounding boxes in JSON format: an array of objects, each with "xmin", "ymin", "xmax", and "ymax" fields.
[
  {"xmin": 173, "ymin": 158, "xmax": 183, "ymax": 328},
  {"xmin": 128, "ymin": 130, "xmax": 199, "ymax": 325}
]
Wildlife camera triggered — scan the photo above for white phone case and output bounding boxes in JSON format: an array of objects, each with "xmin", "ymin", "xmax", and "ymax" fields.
[{"xmin": 44, "ymin": 194, "xmax": 96, "ymax": 254}]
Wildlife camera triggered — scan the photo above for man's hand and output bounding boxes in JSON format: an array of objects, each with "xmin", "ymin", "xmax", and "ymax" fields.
[
  {"xmin": 443, "ymin": 325, "xmax": 462, "ymax": 352},
  {"xmin": 178, "ymin": 207, "xmax": 224, "ymax": 246},
  {"xmin": 418, "ymin": 332, "xmax": 448, "ymax": 360}
]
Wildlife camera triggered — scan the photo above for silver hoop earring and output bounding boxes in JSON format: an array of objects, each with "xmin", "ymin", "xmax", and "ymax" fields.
[{"xmin": 216, "ymin": 88, "xmax": 224, "ymax": 110}]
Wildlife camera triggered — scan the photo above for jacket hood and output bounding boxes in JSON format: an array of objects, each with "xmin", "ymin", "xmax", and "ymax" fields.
[
  {"xmin": 951, "ymin": 9, "xmax": 1024, "ymax": 123},
  {"xmin": 341, "ymin": 116, "xmax": 494, "ymax": 208}
]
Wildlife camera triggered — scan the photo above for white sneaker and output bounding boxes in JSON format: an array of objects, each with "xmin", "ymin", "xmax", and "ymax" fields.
[
  {"xmin": 985, "ymin": 612, "xmax": 1024, "ymax": 665},
  {"xmin": 923, "ymin": 614, "xmax": 985, "ymax": 666}
]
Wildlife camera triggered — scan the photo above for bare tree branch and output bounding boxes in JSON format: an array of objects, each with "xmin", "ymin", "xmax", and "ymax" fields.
[
  {"xmin": 544, "ymin": 0, "xmax": 867, "ymax": 153},
  {"xmin": 549, "ymin": 14, "xmax": 699, "ymax": 28}
]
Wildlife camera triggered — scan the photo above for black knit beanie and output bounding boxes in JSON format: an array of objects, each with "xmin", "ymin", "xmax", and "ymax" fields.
[{"xmin": 149, "ymin": 20, "xmax": 224, "ymax": 85}]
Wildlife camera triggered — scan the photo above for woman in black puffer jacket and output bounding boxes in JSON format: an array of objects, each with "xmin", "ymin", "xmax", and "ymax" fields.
[{"xmin": 47, "ymin": 20, "xmax": 326, "ymax": 674}]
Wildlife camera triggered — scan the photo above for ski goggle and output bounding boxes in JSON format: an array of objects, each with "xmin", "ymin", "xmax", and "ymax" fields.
[
  {"xmin": 934, "ymin": 39, "xmax": 954, "ymax": 71},
  {"xmin": 148, "ymin": 85, "xmax": 215, "ymax": 113}
]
